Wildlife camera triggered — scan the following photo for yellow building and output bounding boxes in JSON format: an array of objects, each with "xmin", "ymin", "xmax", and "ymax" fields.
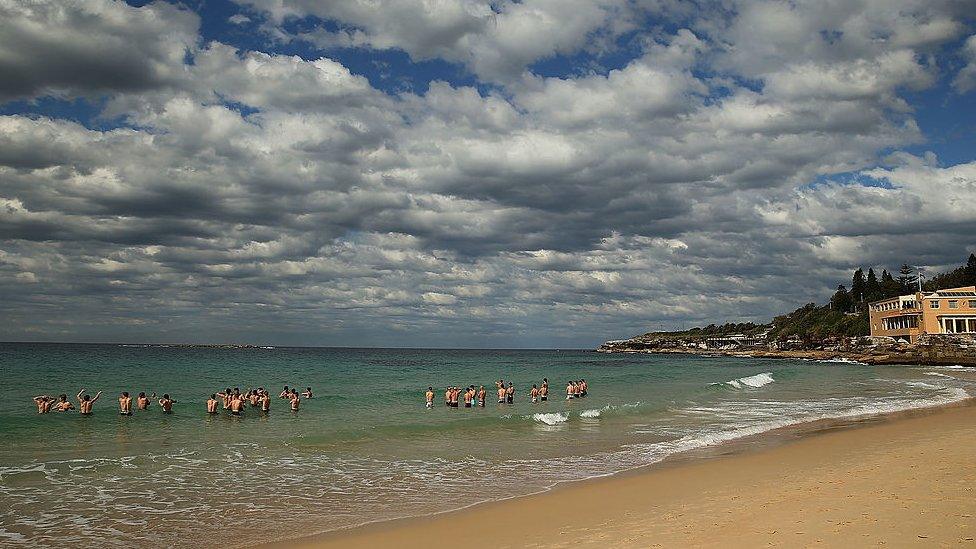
[{"xmin": 868, "ymin": 286, "xmax": 976, "ymax": 343}]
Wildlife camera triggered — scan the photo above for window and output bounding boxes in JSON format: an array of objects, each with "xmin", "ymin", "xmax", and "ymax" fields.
[
  {"xmin": 969, "ymin": 300, "xmax": 976, "ymax": 308},
  {"xmin": 930, "ymin": 300, "xmax": 940, "ymax": 309},
  {"xmin": 949, "ymin": 300, "xmax": 959, "ymax": 309}
]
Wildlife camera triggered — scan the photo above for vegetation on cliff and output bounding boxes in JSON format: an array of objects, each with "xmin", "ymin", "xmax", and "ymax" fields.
[{"xmin": 619, "ymin": 253, "xmax": 976, "ymax": 344}]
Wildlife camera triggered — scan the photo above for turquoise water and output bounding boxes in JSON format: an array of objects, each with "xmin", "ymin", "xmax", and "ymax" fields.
[{"xmin": 0, "ymin": 343, "xmax": 972, "ymax": 546}]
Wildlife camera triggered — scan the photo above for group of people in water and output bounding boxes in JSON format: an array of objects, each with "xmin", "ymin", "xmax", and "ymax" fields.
[
  {"xmin": 32, "ymin": 385, "xmax": 313, "ymax": 416},
  {"xmin": 425, "ymin": 378, "xmax": 588, "ymax": 408}
]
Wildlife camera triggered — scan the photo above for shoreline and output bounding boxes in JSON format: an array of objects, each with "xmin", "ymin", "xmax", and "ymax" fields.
[
  {"xmin": 269, "ymin": 390, "xmax": 976, "ymax": 548},
  {"xmin": 596, "ymin": 345, "xmax": 976, "ymax": 366}
]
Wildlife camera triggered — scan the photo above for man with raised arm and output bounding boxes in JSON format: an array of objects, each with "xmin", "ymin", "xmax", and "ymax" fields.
[
  {"xmin": 77, "ymin": 389, "xmax": 102, "ymax": 415},
  {"xmin": 32, "ymin": 395, "xmax": 54, "ymax": 414}
]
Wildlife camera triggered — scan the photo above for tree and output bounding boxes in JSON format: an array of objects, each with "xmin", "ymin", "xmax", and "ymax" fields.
[
  {"xmin": 880, "ymin": 269, "xmax": 901, "ymax": 298},
  {"xmin": 830, "ymin": 284, "xmax": 853, "ymax": 312},
  {"xmin": 897, "ymin": 263, "xmax": 917, "ymax": 294},
  {"xmin": 967, "ymin": 253, "xmax": 976, "ymax": 285},
  {"xmin": 850, "ymin": 268, "xmax": 865, "ymax": 304},
  {"xmin": 865, "ymin": 268, "xmax": 881, "ymax": 302}
]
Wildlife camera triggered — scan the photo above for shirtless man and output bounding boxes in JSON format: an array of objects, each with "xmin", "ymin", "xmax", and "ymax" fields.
[
  {"xmin": 229, "ymin": 393, "xmax": 246, "ymax": 416},
  {"xmin": 425, "ymin": 387, "xmax": 434, "ymax": 409},
  {"xmin": 450, "ymin": 387, "xmax": 460, "ymax": 408},
  {"xmin": 566, "ymin": 381, "xmax": 574, "ymax": 400},
  {"xmin": 580, "ymin": 379, "xmax": 588, "ymax": 397},
  {"xmin": 279, "ymin": 386, "xmax": 290, "ymax": 399},
  {"xmin": 260, "ymin": 391, "xmax": 271, "ymax": 413},
  {"xmin": 301, "ymin": 387, "xmax": 313, "ymax": 398},
  {"xmin": 119, "ymin": 392, "xmax": 133, "ymax": 415},
  {"xmin": 530, "ymin": 385, "xmax": 539, "ymax": 404},
  {"xmin": 77, "ymin": 389, "xmax": 102, "ymax": 415},
  {"xmin": 218, "ymin": 388, "xmax": 233, "ymax": 410},
  {"xmin": 497, "ymin": 384, "xmax": 507, "ymax": 404},
  {"xmin": 158, "ymin": 394, "xmax": 175, "ymax": 413},
  {"xmin": 477, "ymin": 385, "xmax": 486, "ymax": 407},
  {"xmin": 540, "ymin": 379, "xmax": 549, "ymax": 401},
  {"xmin": 506, "ymin": 383, "xmax": 514, "ymax": 404},
  {"xmin": 463, "ymin": 387, "xmax": 473, "ymax": 408},
  {"xmin": 249, "ymin": 390, "xmax": 260, "ymax": 407},
  {"xmin": 53, "ymin": 394, "xmax": 73, "ymax": 412},
  {"xmin": 32, "ymin": 395, "xmax": 54, "ymax": 413},
  {"xmin": 289, "ymin": 391, "xmax": 300, "ymax": 411},
  {"xmin": 137, "ymin": 392, "xmax": 151, "ymax": 410},
  {"xmin": 207, "ymin": 394, "xmax": 220, "ymax": 414}
]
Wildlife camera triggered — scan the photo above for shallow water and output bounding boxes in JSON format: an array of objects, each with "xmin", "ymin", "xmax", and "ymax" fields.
[{"xmin": 0, "ymin": 344, "xmax": 971, "ymax": 546}]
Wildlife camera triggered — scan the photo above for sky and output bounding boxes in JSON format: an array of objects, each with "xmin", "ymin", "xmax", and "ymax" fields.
[{"xmin": 1, "ymin": 0, "xmax": 975, "ymax": 348}]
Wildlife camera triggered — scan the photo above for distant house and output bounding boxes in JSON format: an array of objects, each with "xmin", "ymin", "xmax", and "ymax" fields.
[
  {"xmin": 868, "ymin": 286, "xmax": 976, "ymax": 343},
  {"xmin": 703, "ymin": 333, "xmax": 766, "ymax": 349}
]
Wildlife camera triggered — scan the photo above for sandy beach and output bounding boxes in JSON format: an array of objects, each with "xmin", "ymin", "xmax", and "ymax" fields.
[{"xmin": 279, "ymin": 400, "xmax": 976, "ymax": 548}]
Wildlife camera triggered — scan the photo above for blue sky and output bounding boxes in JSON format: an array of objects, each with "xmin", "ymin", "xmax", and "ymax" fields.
[{"xmin": 1, "ymin": 0, "xmax": 975, "ymax": 347}]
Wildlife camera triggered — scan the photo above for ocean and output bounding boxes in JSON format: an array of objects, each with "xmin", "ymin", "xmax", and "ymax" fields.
[{"xmin": 0, "ymin": 343, "xmax": 971, "ymax": 546}]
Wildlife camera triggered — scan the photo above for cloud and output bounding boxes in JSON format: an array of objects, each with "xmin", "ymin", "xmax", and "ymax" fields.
[
  {"xmin": 954, "ymin": 34, "xmax": 976, "ymax": 93},
  {"xmin": 0, "ymin": 0, "xmax": 974, "ymax": 346},
  {"xmin": 241, "ymin": 0, "xmax": 636, "ymax": 82},
  {"xmin": 0, "ymin": 0, "xmax": 199, "ymax": 101}
]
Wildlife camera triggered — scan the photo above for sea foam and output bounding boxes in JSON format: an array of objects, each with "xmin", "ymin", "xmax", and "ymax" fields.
[
  {"xmin": 532, "ymin": 412, "xmax": 569, "ymax": 425},
  {"xmin": 722, "ymin": 372, "xmax": 774, "ymax": 389}
]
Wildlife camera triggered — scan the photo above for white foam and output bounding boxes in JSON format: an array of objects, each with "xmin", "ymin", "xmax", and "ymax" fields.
[
  {"xmin": 532, "ymin": 412, "xmax": 568, "ymax": 425},
  {"xmin": 819, "ymin": 357, "xmax": 868, "ymax": 365},
  {"xmin": 580, "ymin": 409, "xmax": 602, "ymax": 418},
  {"xmin": 722, "ymin": 372, "xmax": 774, "ymax": 389},
  {"xmin": 924, "ymin": 372, "xmax": 955, "ymax": 379}
]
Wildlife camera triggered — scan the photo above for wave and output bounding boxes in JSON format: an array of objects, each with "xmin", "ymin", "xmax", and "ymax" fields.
[
  {"xmin": 924, "ymin": 372, "xmax": 956, "ymax": 379},
  {"xmin": 717, "ymin": 372, "xmax": 774, "ymax": 389},
  {"xmin": 819, "ymin": 357, "xmax": 868, "ymax": 365},
  {"xmin": 532, "ymin": 412, "xmax": 568, "ymax": 425}
]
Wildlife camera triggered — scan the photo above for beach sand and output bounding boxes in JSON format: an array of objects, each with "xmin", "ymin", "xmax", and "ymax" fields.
[{"xmin": 276, "ymin": 400, "xmax": 976, "ymax": 548}]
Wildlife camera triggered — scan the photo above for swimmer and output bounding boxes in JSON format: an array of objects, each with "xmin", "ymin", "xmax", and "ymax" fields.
[
  {"xmin": 540, "ymin": 379, "xmax": 548, "ymax": 401},
  {"xmin": 463, "ymin": 387, "xmax": 473, "ymax": 408},
  {"xmin": 425, "ymin": 387, "xmax": 434, "ymax": 409},
  {"xmin": 207, "ymin": 394, "xmax": 219, "ymax": 414},
  {"xmin": 32, "ymin": 395, "xmax": 54, "ymax": 414},
  {"xmin": 119, "ymin": 392, "xmax": 132, "ymax": 415},
  {"xmin": 580, "ymin": 379, "xmax": 587, "ymax": 397},
  {"xmin": 137, "ymin": 392, "xmax": 151, "ymax": 410},
  {"xmin": 301, "ymin": 387, "xmax": 313, "ymax": 398},
  {"xmin": 444, "ymin": 387, "xmax": 451, "ymax": 407},
  {"xmin": 450, "ymin": 387, "xmax": 459, "ymax": 408},
  {"xmin": 249, "ymin": 390, "xmax": 260, "ymax": 407},
  {"xmin": 530, "ymin": 384, "xmax": 539, "ymax": 404},
  {"xmin": 566, "ymin": 381, "xmax": 574, "ymax": 400},
  {"xmin": 477, "ymin": 385, "xmax": 486, "ymax": 407},
  {"xmin": 217, "ymin": 388, "xmax": 232, "ymax": 410},
  {"xmin": 77, "ymin": 389, "xmax": 102, "ymax": 415},
  {"xmin": 279, "ymin": 386, "xmax": 290, "ymax": 399},
  {"xmin": 506, "ymin": 382, "xmax": 514, "ymax": 404},
  {"xmin": 260, "ymin": 391, "xmax": 271, "ymax": 413},
  {"xmin": 229, "ymin": 393, "xmax": 246, "ymax": 416},
  {"xmin": 53, "ymin": 394, "xmax": 73, "ymax": 412},
  {"xmin": 158, "ymin": 394, "xmax": 175, "ymax": 413},
  {"xmin": 289, "ymin": 391, "xmax": 300, "ymax": 411},
  {"xmin": 497, "ymin": 384, "xmax": 506, "ymax": 404}
]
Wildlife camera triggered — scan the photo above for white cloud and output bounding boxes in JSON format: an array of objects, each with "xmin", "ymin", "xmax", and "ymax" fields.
[
  {"xmin": 954, "ymin": 34, "xmax": 976, "ymax": 93},
  {"xmin": 0, "ymin": 0, "xmax": 974, "ymax": 346}
]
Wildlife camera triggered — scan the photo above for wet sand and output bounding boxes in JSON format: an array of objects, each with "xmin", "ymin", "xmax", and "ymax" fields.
[{"xmin": 277, "ymin": 399, "xmax": 976, "ymax": 548}]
